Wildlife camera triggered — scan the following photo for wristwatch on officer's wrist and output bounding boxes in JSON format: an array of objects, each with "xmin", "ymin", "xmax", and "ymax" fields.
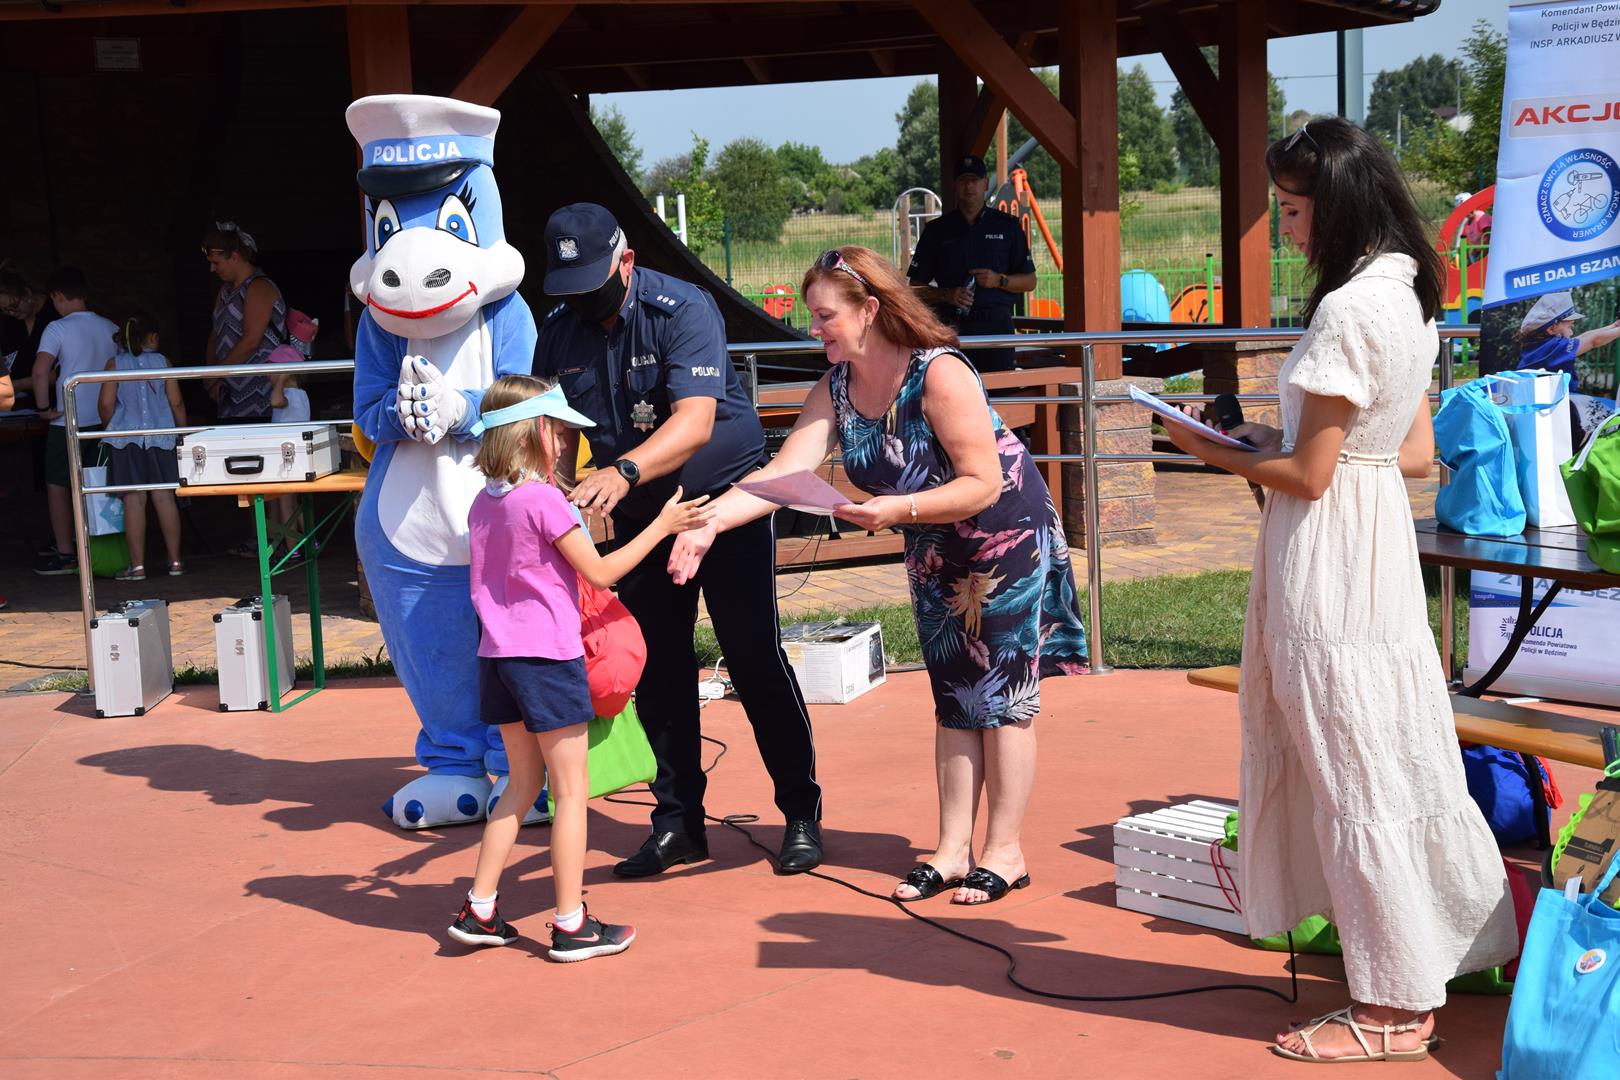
[
  {"xmin": 998, "ymin": 273, "xmax": 1008, "ymax": 288},
  {"xmin": 612, "ymin": 458, "xmax": 640, "ymax": 487}
]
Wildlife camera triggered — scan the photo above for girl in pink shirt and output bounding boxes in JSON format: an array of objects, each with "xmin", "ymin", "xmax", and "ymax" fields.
[{"xmin": 448, "ymin": 375, "xmax": 710, "ymax": 961}]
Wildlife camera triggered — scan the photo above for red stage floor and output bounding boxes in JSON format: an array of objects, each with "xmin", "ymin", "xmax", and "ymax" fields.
[{"xmin": 0, "ymin": 670, "xmax": 1594, "ymax": 1079}]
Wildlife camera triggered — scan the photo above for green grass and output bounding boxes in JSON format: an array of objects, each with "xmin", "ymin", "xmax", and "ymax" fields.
[{"xmin": 24, "ymin": 571, "xmax": 1474, "ymax": 694}]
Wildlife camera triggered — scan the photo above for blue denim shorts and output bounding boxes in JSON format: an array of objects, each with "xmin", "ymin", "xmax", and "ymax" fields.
[{"xmin": 478, "ymin": 655, "xmax": 593, "ymax": 733}]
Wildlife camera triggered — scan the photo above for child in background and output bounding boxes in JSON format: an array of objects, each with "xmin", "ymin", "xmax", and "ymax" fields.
[
  {"xmin": 97, "ymin": 312, "xmax": 186, "ymax": 580},
  {"xmin": 268, "ymin": 309, "xmax": 318, "ymax": 563},
  {"xmin": 448, "ymin": 374, "xmax": 711, "ymax": 961}
]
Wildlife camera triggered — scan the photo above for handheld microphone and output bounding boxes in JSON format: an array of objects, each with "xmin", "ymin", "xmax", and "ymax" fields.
[{"xmin": 1210, "ymin": 394, "xmax": 1265, "ymax": 509}]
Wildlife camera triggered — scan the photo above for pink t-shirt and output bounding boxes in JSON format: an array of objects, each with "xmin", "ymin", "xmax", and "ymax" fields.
[{"xmin": 468, "ymin": 479, "xmax": 585, "ymax": 659}]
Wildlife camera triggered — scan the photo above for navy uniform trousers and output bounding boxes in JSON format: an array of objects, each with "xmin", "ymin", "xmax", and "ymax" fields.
[{"xmin": 612, "ymin": 510, "xmax": 822, "ymax": 839}]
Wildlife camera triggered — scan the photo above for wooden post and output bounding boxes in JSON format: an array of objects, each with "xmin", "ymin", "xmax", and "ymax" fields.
[
  {"xmin": 1219, "ymin": 0, "xmax": 1270, "ymax": 330},
  {"xmin": 938, "ymin": 54, "xmax": 976, "ymax": 209},
  {"xmin": 347, "ymin": 6, "xmax": 413, "ymax": 99},
  {"xmin": 1058, "ymin": 1, "xmax": 1120, "ymax": 380}
]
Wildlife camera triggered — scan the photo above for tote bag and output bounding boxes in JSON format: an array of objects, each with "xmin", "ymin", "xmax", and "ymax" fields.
[
  {"xmin": 577, "ymin": 575, "xmax": 647, "ymax": 719},
  {"xmin": 1435, "ymin": 376, "xmax": 1528, "ymax": 537},
  {"xmin": 1497, "ymin": 369, "xmax": 1577, "ymax": 528},
  {"xmin": 1497, "ymin": 851, "xmax": 1620, "ymax": 1078},
  {"xmin": 545, "ymin": 699, "xmax": 657, "ymax": 816},
  {"xmin": 81, "ymin": 453, "xmax": 125, "ymax": 538},
  {"xmin": 1560, "ymin": 412, "xmax": 1620, "ymax": 574}
]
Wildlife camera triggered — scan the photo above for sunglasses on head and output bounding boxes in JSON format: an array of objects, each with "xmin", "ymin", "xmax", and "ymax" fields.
[
  {"xmin": 1282, "ymin": 120, "xmax": 1320, "ymax": 157},
  {"xmin": 816, "ymin": 249, "xmax": 870, "ymax": 290}
]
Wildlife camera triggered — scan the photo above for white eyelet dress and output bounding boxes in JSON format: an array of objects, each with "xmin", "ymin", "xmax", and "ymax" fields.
[{"xmin": 1237, "ymin": 253, "xmax": 1518, "ymax": 1011}]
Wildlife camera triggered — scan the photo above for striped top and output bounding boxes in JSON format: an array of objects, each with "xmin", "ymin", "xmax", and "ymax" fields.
[{"xmin": 210, "ymin": 270, "xmax": 286, "ymax": 419}]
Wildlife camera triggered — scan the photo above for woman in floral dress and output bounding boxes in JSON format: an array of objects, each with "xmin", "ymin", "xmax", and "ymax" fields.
[{"xmin": 668, "ymin": 246, "xmax": 1086, "ymax": 904}]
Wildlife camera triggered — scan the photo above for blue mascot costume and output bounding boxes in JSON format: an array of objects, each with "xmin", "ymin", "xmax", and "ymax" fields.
[{"xmin": 347, "ymin": 95, "xmax": 544, "ymax": 829}]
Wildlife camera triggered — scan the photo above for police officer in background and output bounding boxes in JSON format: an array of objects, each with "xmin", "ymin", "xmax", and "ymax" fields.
[
  {"xmin": 907, "ymin": 154, "xmax": 1038, "ymax": 373},
  {"xmin": 534, "ymin": 203, "xmax": 824, "ymax": 878}
]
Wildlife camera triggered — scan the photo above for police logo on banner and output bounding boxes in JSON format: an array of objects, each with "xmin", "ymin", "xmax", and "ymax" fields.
[
  {"xmin": 558, "ymin": 237, "xmax": 580, "ymax": 261},
  {"xmin": 1538, "ymin": 148, "xmax": 1620, "ymax": 242}
]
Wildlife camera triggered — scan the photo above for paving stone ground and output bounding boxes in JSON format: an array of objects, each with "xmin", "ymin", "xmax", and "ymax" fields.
[{"xmin": 0, "ymin": 468, "xmax": 1438, "ymax": 686}]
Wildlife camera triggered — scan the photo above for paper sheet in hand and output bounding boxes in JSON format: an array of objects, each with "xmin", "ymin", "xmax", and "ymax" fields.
[
  {"xmin": 1127, "ymin": 384, "xmax": 1256, "ymax": 450},
  {"xmin": 736, "ymin": 470, "xmax": 850, "ymax": 514}
]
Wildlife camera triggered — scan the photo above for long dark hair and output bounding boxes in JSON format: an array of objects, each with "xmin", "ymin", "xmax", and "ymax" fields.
[
  {"xmin": 1267, "ymin": 116, "xmax": 1443, "ymax": 324},
  {"xmin": 114, "ymin": 310, "xmax": 160, "ymax": 356},
  {"xmin": 799, "ymin": 245, "xmax": 957, "ymax": 351}
]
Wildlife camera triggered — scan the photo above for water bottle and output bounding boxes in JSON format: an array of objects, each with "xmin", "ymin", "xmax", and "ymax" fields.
[{"xmin": 956, "ymin": 275, "xmax": 976, "ymax": 318}]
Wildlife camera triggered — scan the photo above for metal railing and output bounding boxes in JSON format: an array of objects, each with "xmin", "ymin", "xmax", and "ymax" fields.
[{"xmin": 62, "ymin": 324, "xmax": 1479, "ymax": 691}]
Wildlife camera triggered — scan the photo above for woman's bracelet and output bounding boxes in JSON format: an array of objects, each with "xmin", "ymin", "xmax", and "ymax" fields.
[{"xmin": 907, "ymin": 493, "xmax": 918, "ymax": 522}]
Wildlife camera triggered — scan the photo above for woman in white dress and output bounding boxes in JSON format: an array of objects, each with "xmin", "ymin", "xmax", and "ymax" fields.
[{"xmin": 1167, "ymin": 117, "xmax": 1517, "ymax": 1063}]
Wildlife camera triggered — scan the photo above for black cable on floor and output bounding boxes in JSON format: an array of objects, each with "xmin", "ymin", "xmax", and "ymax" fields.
[{"xmin": 603, "ymin": 734, "xmax": 1299, "ymax": 1005}]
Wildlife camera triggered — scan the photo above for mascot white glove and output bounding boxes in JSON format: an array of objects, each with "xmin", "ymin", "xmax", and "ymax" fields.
[{"xmin": 395, "ymin": 355, "xmax": 467, "ymax": 445}]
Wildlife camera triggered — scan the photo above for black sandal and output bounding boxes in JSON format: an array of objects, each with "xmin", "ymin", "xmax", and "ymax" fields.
[
  {"xmin": 952, "ymin": 867, "xmax": 1031, "ymax": 905},
  {"xmin": 893, "ymin": 863, "xmax": 963, "ymax": 903}
]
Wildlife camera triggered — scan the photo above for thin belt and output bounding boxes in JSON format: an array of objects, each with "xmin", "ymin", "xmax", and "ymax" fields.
[{"xmin": 1281, "ymin": 447, "xmax": 1399, "ymax": 467}]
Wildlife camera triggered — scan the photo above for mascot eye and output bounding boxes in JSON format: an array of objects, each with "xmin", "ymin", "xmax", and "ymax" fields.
[
  {"xmin": 436, "ymin": 194, "xmax": 479, "ymax": 246},
  {"xmin": 373, "ymin": 199, "xmax": 400, "ymax": 253}
]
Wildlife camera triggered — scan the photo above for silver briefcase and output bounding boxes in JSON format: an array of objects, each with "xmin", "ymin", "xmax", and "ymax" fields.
[
  {"xmin": 177, "ymin": 424, "xmax": 341, "ymax": 487},
  {"xmin": 214, "ymin": 595, "xmax": 296, "ymax": 711},
  {"xmin": 91, "ymin": 599, "xmax": 173, "ymax": 717}
]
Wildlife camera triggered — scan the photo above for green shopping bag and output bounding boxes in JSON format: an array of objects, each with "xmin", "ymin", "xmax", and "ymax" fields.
[
  {"xmin": 1561, "ymin": 412, "xmax": 1620, "ymax": 573},
  {"xmin": 546, "ymin": 698, "xmax": 657, "ymax": 816},
  {"xmin": 88, "ymin": 532, "xmax": 131, "ymax": 578}
]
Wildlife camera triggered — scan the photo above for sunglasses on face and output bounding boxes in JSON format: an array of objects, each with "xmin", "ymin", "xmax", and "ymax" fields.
[
  {"xmin": 1282, "ymin": 120, "xmax": 1320, "ymax": 157},
  {"xmin": 816, "ymin": 249, "xmax": 870, "ymax": 290}
]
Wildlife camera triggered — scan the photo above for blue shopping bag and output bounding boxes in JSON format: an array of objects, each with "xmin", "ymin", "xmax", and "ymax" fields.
[
  {"xmin": 1497, "ymin": 849, "xmax": 1620, "ymax": 1078},
  {"xmin": 1435, "ymin": 376, "xmax": 1528, "ymax": 537}
]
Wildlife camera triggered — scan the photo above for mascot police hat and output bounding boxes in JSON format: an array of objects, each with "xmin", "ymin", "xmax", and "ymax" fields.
[{"xmin": 349, "ymin": 95, "xmax": 498, "ymax": 198}]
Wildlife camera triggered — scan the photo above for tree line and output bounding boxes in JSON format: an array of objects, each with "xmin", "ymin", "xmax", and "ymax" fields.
[{"xmin": 588, "ymin": 19, "xmax": 1506, "ymax": 250}]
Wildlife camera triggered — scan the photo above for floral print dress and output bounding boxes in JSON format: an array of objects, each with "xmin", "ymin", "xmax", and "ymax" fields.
[{"xmin": 831, "ymin": 347, "xmax": 1088, "ymax": 729}]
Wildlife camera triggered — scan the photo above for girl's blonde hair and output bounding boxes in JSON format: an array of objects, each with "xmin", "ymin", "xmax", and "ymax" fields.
[{"xmin": 473, "ymin": 374, "xmax": 564, "ymax": 485}]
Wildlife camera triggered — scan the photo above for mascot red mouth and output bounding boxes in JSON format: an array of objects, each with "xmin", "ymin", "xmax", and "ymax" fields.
[{"xmin": 366, "ymin": 282, "xmax": 479, "ymax": 319}]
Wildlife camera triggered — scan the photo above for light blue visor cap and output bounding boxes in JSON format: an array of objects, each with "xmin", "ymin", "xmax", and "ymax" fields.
[{"xmin": 470, "ymin": 384, "xmax": 597, "ymax": 436}]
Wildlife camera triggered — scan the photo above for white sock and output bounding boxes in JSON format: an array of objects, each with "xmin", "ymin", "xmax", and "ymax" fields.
[
  {"xmin": 553, "ymin": 904, "xmax": 585, "ymax": 933},
  {"xmin": 468, "ymin": 890, "xmax": 497, "ymax": 920}
]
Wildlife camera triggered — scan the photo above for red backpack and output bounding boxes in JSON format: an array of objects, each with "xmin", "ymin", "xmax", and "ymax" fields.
[{"xmin": 577, "ymin": 576, "xmax": 646, "ymax": 718}]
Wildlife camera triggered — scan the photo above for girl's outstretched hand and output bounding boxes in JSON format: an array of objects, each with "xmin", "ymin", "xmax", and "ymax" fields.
[{"xmin": 656, "ymin": 486, "xmax": 713, "ymax": 534}]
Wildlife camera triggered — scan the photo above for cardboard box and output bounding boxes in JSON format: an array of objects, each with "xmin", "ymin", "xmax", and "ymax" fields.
[{"xmin": 780, "ymin": 621, "xmax": 885, "ymax": 704}]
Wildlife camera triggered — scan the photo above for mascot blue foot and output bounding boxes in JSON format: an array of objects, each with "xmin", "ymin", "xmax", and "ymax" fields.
[{"xmin": 383, "ymin": 773, "xmax": 493, "ymax": 830}]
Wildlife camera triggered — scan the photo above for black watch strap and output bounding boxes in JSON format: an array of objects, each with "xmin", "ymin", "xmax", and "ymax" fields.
[{"xmin": 612, "ymin": 458, "xmax": 640, "ymax": 487}]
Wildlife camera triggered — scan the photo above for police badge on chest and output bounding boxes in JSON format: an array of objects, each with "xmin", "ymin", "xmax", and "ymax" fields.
[{"xmin": 631, "ymin": 399, "xmax": 657, "ymax": 431}]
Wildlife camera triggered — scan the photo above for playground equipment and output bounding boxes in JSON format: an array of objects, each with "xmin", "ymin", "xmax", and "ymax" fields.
[
  {"xmin": 1170, "ymin": 282, "xmax": 1223, "ymax": 324},
  {"xmin": 892, "ymin": 186, "xmax": 942, "ymax": 268},
  {"xmin": 1436, "ymin": 186, "xmax": 1493, "ymax": 361}
]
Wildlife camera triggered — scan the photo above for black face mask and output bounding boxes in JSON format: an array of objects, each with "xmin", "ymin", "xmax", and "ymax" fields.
[{"xmin": 566, "ymin": 271, "xmax": 628, "ymax": 323}]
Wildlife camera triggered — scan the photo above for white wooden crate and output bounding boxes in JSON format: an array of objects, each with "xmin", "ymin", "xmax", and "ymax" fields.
[{"xmin": 1113, "ymin": 799, "xmax": 1245, "ymax": 935}]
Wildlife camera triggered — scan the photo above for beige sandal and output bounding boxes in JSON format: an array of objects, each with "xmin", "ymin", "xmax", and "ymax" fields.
[{"xmin": 1270, "ymin": 1005, "xmax": 1432, "ymax": 1063}]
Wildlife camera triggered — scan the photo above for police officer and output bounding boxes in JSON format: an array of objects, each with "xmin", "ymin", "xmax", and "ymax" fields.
[
  {"xmin": 907, "ymin": 154, "xmax": 1037, "ymax": 373},
  {"xmin": 534, "ymin": 203, "xmax": 824, "ymax": 877}
]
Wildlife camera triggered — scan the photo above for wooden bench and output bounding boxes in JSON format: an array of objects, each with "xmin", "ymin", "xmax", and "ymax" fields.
[{"xmin": 1187, "ymin": 665, "xmax": 1612, "ymax": 771}]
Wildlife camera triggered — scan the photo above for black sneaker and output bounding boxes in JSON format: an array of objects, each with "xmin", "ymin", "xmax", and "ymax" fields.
[
  {"xmin": 34, "ymin": 552, "xmax": 76, "ymax": 576},
  {"xmin": 547, "ymin": 907, "xmax": 635, "ymax": 963},
  {"xmin": 447, "ymin": 898, "xmax": 518, "ymax": 947}
]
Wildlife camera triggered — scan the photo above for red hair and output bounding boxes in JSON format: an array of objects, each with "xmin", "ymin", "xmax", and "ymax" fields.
[{"xmin": 800, "ymin": 245, "xmax": 958, "ymax": 351}]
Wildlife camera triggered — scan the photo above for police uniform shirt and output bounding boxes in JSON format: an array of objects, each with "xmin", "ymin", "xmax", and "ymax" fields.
[
  {"xmin": 535, "ymin": 266, "xmax": 764, "ymax": 520},
  {"xmin": 906, "ymin": 205, "xmax": 1035, "ymax": 324},
  {"xmin": 1518, "ymin": 334, "xmax": 1578, "ymax": 375}
]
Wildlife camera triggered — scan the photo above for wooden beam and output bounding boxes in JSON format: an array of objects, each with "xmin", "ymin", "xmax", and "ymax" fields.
[
  {"xmin": 868, "ymin": 48, "xmax": 898, "ymax": 77},
  {"xmin": 1151, "ymin": 14, "xmax": 1224, "ymax": 153},
  {"xmin": 1059, "ymin": 0, "xmax": 1121, "ymax": 380},
  {"xmin": 1218, "ymin": 0, "xmax": 1270, "ymax": 330},
  {"xmin": 451, "ymin": 5, "xmax": 574, "ymax": 107},
  {"xmin": 347, "ymin": 6, "xmax": 412, "ymax": 99},
  {"xmin": 963, "ymin": 30, "xmax": 1037, "ymax": 159},
  {"xmin": 938, "ymin": 53, "xmax": 977, "ymax": 207},
  {"xmin": 742, "ymin": 56, "xmax": 771, "ymax": 83},
  {"xmin": 911, "ymin": 0, "xmax": 1078, "ymax": 173}
]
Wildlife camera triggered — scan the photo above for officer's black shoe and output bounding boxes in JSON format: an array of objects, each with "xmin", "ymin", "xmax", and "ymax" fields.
[
  {"xmin": 776, "ymin": 820, "xmax": 823, "ymax": 875},
  {"xmin": 613, "ymin": 831, "xmax": 709, "ymax": 878}
]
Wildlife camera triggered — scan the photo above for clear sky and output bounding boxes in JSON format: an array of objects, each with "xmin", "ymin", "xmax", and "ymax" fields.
[{"xmin": 595, "ymin": 0, "xmax": 1511, "ymax": 169}]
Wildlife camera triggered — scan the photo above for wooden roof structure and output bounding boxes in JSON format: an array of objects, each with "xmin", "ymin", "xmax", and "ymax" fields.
[{"xmin": 3, "ymin": 0, "xmax": 1443, "ymax": 374}]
